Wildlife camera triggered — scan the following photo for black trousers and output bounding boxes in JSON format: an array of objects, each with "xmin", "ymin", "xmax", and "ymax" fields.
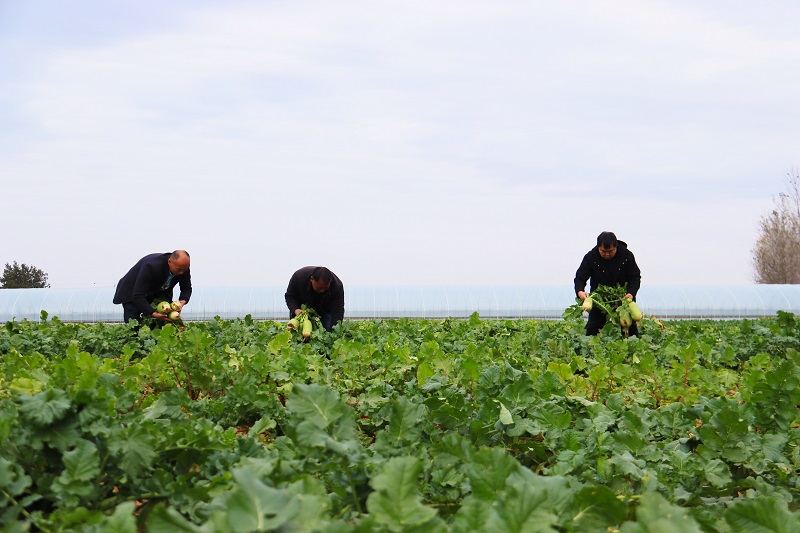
[
  {"xmin": 122, "ymin": 302, "xmax": 143, "ymax": 325},
  {"xmin": 586, "ymin": 309, "xmax": 639, "ymax": 337}
]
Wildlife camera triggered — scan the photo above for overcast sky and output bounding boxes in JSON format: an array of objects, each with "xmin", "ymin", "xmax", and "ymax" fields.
[{"xmin": 2, "ymin": 0, "xmax": 798, "ymax": 289}]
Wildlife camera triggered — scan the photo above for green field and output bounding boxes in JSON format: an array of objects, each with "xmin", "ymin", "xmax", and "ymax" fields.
[{"xmin": 1, "ymin": 311, "xmax": 798, "ymax": 532}]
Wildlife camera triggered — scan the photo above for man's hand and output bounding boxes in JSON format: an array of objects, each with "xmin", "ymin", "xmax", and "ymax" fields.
[
  {"xmin": 577, "ymin": 291, "xmax": 588, "ymax": 300},
  {"xmin": 293, "ymin": 309, "xmax": 302, "ymax": 316}
]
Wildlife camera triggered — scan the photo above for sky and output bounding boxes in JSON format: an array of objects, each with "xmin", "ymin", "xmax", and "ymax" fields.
[{"xmin": 2, "ymin": 0, "xmax": 799, "ymax": 289}]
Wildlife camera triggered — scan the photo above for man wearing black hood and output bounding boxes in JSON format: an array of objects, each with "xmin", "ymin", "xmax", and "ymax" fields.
[{"xmin": 574, "ymin": 232, "xmax": 641, "ymax": 336}]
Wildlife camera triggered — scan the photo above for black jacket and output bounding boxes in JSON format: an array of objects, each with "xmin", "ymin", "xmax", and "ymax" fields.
[
  {"xmin": 113, "ymin": 253, "xmax": 192, "ymax": 316},
  {"xmin": 285, "ymin": 266, "xmax": 345, "ymax": 326},
  {"xmin": 574, "ymin": 240, "xmax": 641, "ymax": 298}
]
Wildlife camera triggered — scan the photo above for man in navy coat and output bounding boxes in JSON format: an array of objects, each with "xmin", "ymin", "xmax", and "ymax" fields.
[{"xmin": 113, "ymin": 250, "xmax": 192, "ymax": 325}]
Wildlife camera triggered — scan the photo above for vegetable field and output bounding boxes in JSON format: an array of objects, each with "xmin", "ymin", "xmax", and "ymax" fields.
[{"xmin": 1, "ymin": 311, "xmax": 799, "ymax": 532}]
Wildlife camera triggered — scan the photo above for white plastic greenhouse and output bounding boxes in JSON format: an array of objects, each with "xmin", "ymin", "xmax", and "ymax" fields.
[{"xmin": 0, "ymin": 285, "xmax": 798, "ymax": 323}]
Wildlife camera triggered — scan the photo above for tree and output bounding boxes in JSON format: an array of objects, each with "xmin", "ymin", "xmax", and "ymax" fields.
[
  {"xmin": 0, "ymin": 261, "xmax": 50, "ymax": 288},
  {"xmin": 752, "ymin": 170, "xmax": 800, "ymax": 284}
]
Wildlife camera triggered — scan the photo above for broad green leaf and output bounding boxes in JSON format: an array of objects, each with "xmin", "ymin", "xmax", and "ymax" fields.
[
  {"xmin": 468, "ymin": 312, "xmax": 481, "ymax": 326},
  {"xmin": 459, "ymin": 354, "xmax": 482, "ymax": 383},
  {"xmin": 366, "ymin": 456, "xmax": 438, "ymax": 531},
  {"xmin": 0, "ymin": 457, "xmax": 32, "ymax": 497},
  {"xmin": 587, "ymin": 364, "xmax": 610, "ymax": 383},
  {"xmin": 535, "ymin": 372, "xmax": 566, "ymax": 398},
  {"xmin": 142, "ymin": 390, "xmax": 190, "ymax": 420},
  {"xmin": 548, "ymin": 362, "xmax": 573, "ymax": 382},
  {"xmin": 59, "ymin": 438, "xmax": 100, "ymax": 482},
  {"xmin": 432, "ymin": 432, "xmax": 476, "ymax": 462},
  {"xmin": 499, "ymin": 373, "xmax": 535, "ymax": 407},
  {"xmin": 282, "ymin": 478, "xmax": 333, "ymax": 532},
  {"xmin": 724, "ymin": 496, "xmax": 800, "ymax": 533},
  {"xmin": 607, "ymin": 451, "xmax": 646, "ymax": 479},
  {"xmin": 620, "ymin": 491, "xmax": 704, "ymax": 533},
  {"xmin": 703, "ymin": 458, "xmax": 732, "ymax": 488},
  {"xmin": 287, "ymin": 383, "xmax": 350, "ymax": 430},
  {"xmin": 509, "ymin": 470, "xmax": 574, "ymax": 515},
  {"xmin": 51, "ymin": 439, "xmax": 101, "ymax": 504},
  {"xmin": 450, "ymin": 496, "xmax": 492, "ymax": 531},
  {"xmin": 568, "ymin": 485, "xmax": 627, "ymax": 531},
  {"xmin": 220, "ymin": 467, "xmax": 300, "ymax": 531},
  {"xmin": 8, "ymin": 377, "xmax": 44, "ymax": 395},
  {"xmin": 757, "ymin": 433, "xmax": 790, "ymax": 463},
  {"xmin": 497, "ymin": 401, "xmax": 514, "ymax": 425},
  {"xmin": 268, "ymin": 330, "xmax": 292, "ymax": 355},
  {"xmin": 107, "ymin": 424, "xmax": 158, "ymax": 477},
  {"xmin": 468, "ymin": 447, "xmax": 519, "ymax": 500},
  {"xmin": 294, "ymin": 419, "xmax": 361, "ymax": 457},
  {"xmin": 484, "ymin": 479, "xmax": 557, "ymax": 533},
  {"xmin": 379, "ymin": 396, "xmax": 425, "ymax": 446},
  {"xmin": 417, "ymin": 361, "xmax": 435, "ymax": 387},
  {"xmin": 612, "ymin": 431, "xmax": 646, "ymax": 454},
  {"xmin": 145, "ymin": 503, "xmax": 203, "ymax": 533},
  {"xmin": 248, "ymin": 415, "xmax": 277, "ymax": 437},
  {"xmin": 17, "ymin": 389, "xmax": 71, "ymax": 426},
  {"xmin": 92, "ymin": 501, "xmax": 138, "ymax": 533}
]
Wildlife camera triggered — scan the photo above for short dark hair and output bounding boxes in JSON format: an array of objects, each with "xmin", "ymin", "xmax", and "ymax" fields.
[
  {"xmin": 311, "ymin": 267, "xmax": 333, "ymax": 283},
  {"xmin": 596, "ymin": 232, "xmax": 618, "ymax": 249}
]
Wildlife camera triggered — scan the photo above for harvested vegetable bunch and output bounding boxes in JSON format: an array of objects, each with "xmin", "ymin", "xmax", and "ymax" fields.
[
  {"xmin": 288, "ymin": 309, "xmax": 314, "ymax": 341},
  {"xmin": 153, "ymin": 300, "xmax": 183, "ymax": 322},
  {"xmin": 567, "ymin": 284, "xmax": 651, "ymax": 337}
]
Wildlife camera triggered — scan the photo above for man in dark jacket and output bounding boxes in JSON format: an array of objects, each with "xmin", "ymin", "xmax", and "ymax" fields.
[
  {"xmin": 113, "ymin": 250, "xmax": 192, "ymax": 325},
  {"xmin": 285, "ymin": 266, "xmax": 344, "ymax": 332},
  {"xmin": 574, "ymin": 232, "xmax": 641, "ymax": 336}
]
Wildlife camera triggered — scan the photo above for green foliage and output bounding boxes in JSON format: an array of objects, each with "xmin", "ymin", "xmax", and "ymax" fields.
[
  {"xmin": 0, "ymin": 261, "xmax": 49, "ymax": 288},
  {"xmin": 0, "ymin": 314, "xmax": 799, "ymax": 531}
]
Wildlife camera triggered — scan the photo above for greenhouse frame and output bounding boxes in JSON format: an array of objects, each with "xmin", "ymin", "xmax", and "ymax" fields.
[{"xmin": 0, "ymin": 285, "xmax": 798, "ymax": 323}]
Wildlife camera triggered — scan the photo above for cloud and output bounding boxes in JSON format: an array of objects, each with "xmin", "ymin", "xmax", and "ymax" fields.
[{"xmin": 0, "ymin": 1, "xmax": 797, "ymax": 289}]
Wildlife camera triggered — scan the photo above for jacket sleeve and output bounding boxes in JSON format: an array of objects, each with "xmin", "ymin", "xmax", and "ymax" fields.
[
  {"xmin": 177, "ymin": 269, "xmax": 192, "ymax": 303},
  {"xmin": 626, "ymin": 254, "xmax": 642, "ymax": 298},
  {"xmin": 131, "ymin": 262, "xmax": 159, "ymax": 316},
  {"xmin": 573, "ymin": 253, "xmax": 592, "ymax": 295},
  {"xmin": 330, "ymin": 286, "xmax": 345, "ymax": 326},
  {"xmin": 284, "ymin": 273, "xmax": 302, "ymax": 314}
]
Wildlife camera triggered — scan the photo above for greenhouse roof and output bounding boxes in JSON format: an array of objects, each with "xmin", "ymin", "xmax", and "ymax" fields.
[{"xmin": 0, "ymin": 285, "xmax": 798, "ymax": 323}]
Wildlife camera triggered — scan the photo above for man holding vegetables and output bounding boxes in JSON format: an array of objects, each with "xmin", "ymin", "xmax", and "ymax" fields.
[
  {"xmin": 574, "ymin": 232, "xmax": 641, "ymax": 336},
  {"xmin": 113, "ymin": 250, "xmax": 192, "ymax": 325},
  {"xmin": 285, "ymin": 266, "xmax": 345, "ymax": 332}
]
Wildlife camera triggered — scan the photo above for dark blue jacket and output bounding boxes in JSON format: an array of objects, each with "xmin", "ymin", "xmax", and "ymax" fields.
[{"xmin": 113, "ymin": 253, "xmax": 192, "ymax": 316}]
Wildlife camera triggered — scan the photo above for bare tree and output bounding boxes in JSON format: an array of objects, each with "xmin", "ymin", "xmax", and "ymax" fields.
[{"xmin": 752, "ymin": 169, "xmax": 800, "ymax": 284}]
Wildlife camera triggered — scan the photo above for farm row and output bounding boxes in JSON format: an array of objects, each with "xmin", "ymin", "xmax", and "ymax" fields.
[{"xmin": 0, "ymin": 311, "xmax": 798, "ymax": 531}]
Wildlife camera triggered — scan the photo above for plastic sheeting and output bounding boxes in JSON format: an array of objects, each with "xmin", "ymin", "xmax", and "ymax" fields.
[{"xmin": 0, "ymin": 285, "xmax": 798, "ymax": 323}]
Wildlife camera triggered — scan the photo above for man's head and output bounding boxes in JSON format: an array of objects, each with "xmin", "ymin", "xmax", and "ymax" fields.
[
  {"xmin": 168, "ymin": 250, "xmax": 190, "ymax": 275},
  {"xmin": 596, "ymin": 232, "xmax": 618, "ymax": 260},
  {"xmin": 310, "ymin": 266, "xmax": 333, "ymax": 294}
]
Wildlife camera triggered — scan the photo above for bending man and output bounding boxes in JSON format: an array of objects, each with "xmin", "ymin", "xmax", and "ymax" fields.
[
  {"xmin": 285, "ymin": 266, "xmax": 344, "ymax": 332},
  {"xmin": 113, "ymin": 250, "xmax": 191, "ymax": 325}
]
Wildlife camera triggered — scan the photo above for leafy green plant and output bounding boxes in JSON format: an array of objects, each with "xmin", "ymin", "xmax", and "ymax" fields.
[{"xmin": 0, "ymin": 314, "xmax": 799, "ymax": 531}]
